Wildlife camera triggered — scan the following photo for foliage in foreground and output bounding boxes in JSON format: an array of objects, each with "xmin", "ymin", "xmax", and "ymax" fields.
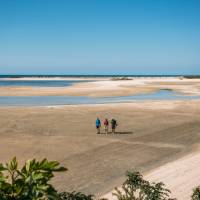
[
  {"xmin": 0, "ymin": 157, "xmax": 67, "ymax": 200},
  {"xmin": 113, "ymin": 171, "xmax": 176, "ymax": 200},
  {"xmin": 192, "ymin": 186, "xmax": 200, "ymax": 200},
  {"xmin": 0, "ymin": 158, "xmax": 200, "ymax": 200},
  {"xmin": 59, "ymin": 191, "xmax": 94, "ymax": 200}
]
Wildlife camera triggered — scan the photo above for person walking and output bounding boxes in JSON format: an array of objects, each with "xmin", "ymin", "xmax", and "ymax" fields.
[
  {"xmin": 103, "ymin": 118, "xmax": 109, "ymax": 134},
  {"xmin": 96, "ymin": 118, "xmax": 101, "ymax": 134},
  {"xmin": 111, "ymin": 118, "xmax": 117, "ymax": 133}
]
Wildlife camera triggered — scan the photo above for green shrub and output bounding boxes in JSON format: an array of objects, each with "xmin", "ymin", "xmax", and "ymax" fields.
[
  {"xmin": 58, "ymin": 191, "xmax": 110, "ymax": 200},
  {"xmin": 113, "ymin": 171, "xmax": 176, "ymax": 200},
  {"xmin": 0, "ymin": 157, "xmax": 67, "ymax": 200},
  {"xmin": 59, "ymin": 191, "xmax": 94, "ymax": 200},
  {"xmin": 0, "ymin": 158, "xmax": 200, "ymax": 200},
  {"xmin": 192, "ymin": 186, "xmax": 200, "ymax": 200}
]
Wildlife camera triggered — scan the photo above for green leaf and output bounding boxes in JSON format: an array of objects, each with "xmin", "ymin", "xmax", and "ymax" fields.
[
  {"xmin": 0, "ymin": 164, "xmax": 6, "ymax": 172},
  {"xmin": 0, "ymin": 157, "xmax": 67, "ymax": 199},
  {"xmin": 9, "ymin": 157, "xmax": 18, "ymax": 171}
]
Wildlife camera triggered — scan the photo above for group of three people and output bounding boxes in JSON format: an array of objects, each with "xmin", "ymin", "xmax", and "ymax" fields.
[{"xmin": 96, "ymin": 118, "xmax": 117, "ymax": 134}]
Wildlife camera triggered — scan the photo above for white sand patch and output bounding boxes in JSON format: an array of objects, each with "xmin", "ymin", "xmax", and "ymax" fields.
[{"xmin": 102, "ymin": 150, "xmax": 200, "ymax": 200}]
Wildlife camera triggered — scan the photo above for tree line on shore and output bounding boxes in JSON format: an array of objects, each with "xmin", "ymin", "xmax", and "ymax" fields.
[{"xmin": 0, "ymin": 158, "xmax": 199, "ymax": 200}]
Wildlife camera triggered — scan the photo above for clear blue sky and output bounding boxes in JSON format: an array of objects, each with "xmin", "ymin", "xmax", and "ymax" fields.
[{"xmin": 0, "ymin": 0, "xmax": 200, "ymax": 75}]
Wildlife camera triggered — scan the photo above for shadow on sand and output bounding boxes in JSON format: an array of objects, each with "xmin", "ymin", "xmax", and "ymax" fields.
[
  {"xmin": 114, "ymin": 131, "xmax": 133, "ymax": 134},
  {"xmin": 99, "ymin": 131, "xmax": 133, "ymax": 135}
]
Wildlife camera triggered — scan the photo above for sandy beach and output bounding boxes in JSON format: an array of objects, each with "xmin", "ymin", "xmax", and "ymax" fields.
[
  {"xmin": 1, "ymin": 0, "xmax": 200, "ymax": 198},
  {"xmin": 0, "ymin": 99, "xmax": 200, "ymax": 199}
]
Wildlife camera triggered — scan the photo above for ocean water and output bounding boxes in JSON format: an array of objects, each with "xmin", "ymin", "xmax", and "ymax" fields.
[
  {"xmin": 0, "ymin": 75, "xmax": 181, "ymax": 78},
  {"xmin": 0, "ymin": 90, "xmax": 200, "ymax": 106},
  {"xmin": 0, "ymin": 80, "xmax": 89, "ymax": 87}
]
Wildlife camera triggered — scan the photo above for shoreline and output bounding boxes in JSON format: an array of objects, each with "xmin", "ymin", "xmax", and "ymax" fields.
[
  {"xmin": 0, "ymin": 76, "xmax": 183, "ymax": 80},
  {"xmin": 0, "ymin": 99, "xmax": 200, "ymax": 109},
  {"xmin": 0, "ymin": 77, "xmax": 107, "ymax": 81}
]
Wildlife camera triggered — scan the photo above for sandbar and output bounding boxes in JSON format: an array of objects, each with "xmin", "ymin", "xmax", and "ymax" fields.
[{"xmin": 0, "ymin": 77, "xmax": 200, "ymax": 97}]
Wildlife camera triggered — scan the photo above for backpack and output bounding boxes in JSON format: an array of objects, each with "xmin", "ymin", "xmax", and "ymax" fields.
[
  {"xmin": 96, "ymin": 119, "xmax": 101, "ymax": 126},
  {"xmin": 111, "ymin": 119, "xmax": 117, "ymax": 126},
  {"xmin": 104, "ymin": 119, "xmax": 108, "ymax": 126}
]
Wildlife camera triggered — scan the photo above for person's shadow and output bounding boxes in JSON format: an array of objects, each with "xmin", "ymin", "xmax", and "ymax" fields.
[
  {"xmin": 100, "ymin": 131, "xmax": 133, "ymax": 134},
  {"xmin": 112, "ymin": 131, "xmax": 133, "ymax": 134}
]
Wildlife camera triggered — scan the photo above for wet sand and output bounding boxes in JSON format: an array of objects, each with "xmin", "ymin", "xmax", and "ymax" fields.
[
  {"xmin": 0, "ymin": 100, "xmax": 200, "ymax": 199},
  {"xmin": 1, "ymin": 77, "xmax": 200, "ymax": 97}
]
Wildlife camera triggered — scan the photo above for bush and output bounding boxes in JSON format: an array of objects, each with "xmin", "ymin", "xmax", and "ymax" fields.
[
  {"xmin": 113, "ymin": 171, "xmax": 176, "ymax": 200},
  {"xmin": 59, "ymin": 191, "xmax": 94, "ymax": 200},
  {"xmin": 0, "ymin": 157, "xmax": 67, "ymax": 200},
  {"xmin": 0, "ymin": 158, "xmax": 200, "ymax": 200},
  {"xmin": 192, "ymin": 186, "xmax": 200, "ymax": 200}
]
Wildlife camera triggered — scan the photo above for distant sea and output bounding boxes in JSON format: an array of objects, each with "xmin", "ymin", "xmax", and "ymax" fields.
[
  {"xmin": 0, "ymin": 75, "xmax": 198, "ymax": 87},
  {"xmin": 0, "ymin": 75, "xmax": 182, "ymax": 87},
  {"xmin": 0, "ymin": 75, "xmax": 182, "ymax": 78}
]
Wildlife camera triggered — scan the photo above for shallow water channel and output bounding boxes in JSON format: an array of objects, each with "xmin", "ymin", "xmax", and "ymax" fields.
[{"xmin": 0, "ymin": 90, "xmax": 200, "ymax": 106}]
